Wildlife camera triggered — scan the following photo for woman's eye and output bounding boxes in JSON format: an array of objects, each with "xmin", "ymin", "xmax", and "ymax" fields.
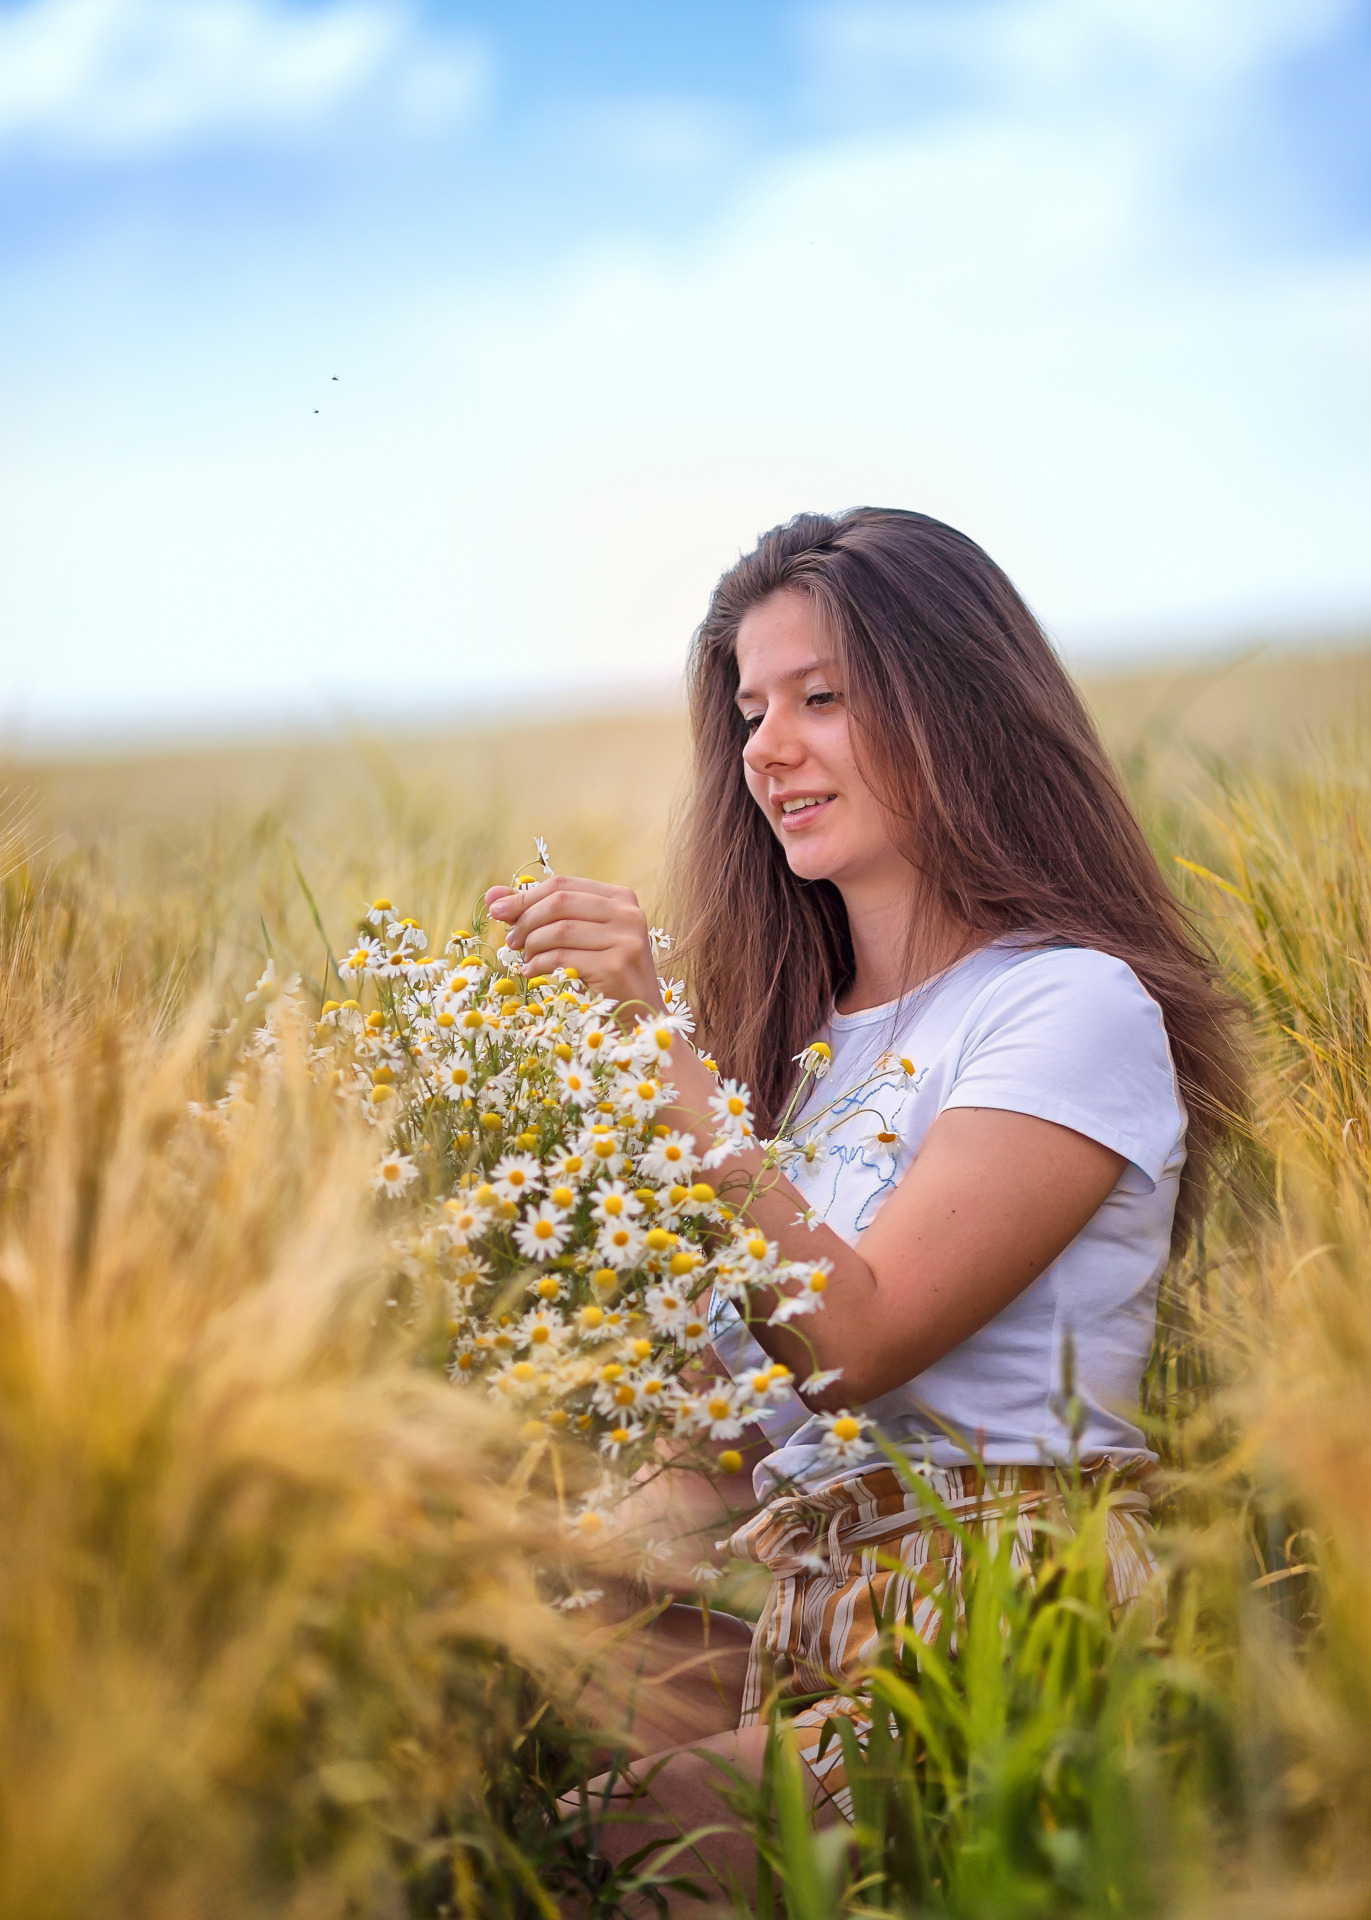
[
  {"xmin": 806, "ymin": 690, "xmax": 838, "ymax": 711},
  {"xmin": 741, "ymin": 712, "xmax": 762, "ymax": 735}
]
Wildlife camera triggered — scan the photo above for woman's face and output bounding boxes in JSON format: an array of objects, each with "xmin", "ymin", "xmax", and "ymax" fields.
[{"xmin": 735, "ymin": 590, "xmax": 909, "ymax": 893}]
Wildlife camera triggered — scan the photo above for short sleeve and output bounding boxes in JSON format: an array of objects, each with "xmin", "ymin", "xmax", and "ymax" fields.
[{"xmin": 939, "ymin": 948, "xmax": 1186, "ymax": 1188}]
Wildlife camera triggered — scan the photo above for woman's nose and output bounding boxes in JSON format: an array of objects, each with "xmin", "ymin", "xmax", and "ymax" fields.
[{"xmin": 743, "ymin": 706, "xmax": 802, "ymax": 773}]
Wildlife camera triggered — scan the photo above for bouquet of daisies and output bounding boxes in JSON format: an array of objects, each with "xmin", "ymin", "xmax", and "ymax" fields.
[{"xmin": 298, "ymin": 849, "xmax": 881, "ymax": 1509}]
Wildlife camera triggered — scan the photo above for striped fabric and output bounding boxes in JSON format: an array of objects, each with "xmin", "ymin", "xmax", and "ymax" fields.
[{"xmin": 730, "ymin": 1461, "xmax": 1161, "ymax": 1821}]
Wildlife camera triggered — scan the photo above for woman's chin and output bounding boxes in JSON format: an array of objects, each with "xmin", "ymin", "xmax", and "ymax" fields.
[{"xmin": 782, "ymin": 838, "xmax": 842, "ymax": 883}]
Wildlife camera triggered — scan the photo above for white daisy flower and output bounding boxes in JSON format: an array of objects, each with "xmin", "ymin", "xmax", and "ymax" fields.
[
  {"xmin": 767, "ymin": 1261, "xmax": 832, "ymax": 1323},
  {"xmin": 592, "ymin": 1366, "xmax": 642, "ymax": 1416},
  {"xmin": 442, "ymin": 1196, "xmax": 481, "ymax": 1242},
  {"xmin": 244, "ymin": 957, "xmax": 302, "ymax": 1004},
  {"xmin": 364, "ymin": 896, "xmax": 394, "ymax": 927},
  {"xmin": 677, "ymin": 1312, "xmax": 711, "ymax": 1351},
  {"xmin": 658, "ymin": 980, "xmax": 694, "ymax": 1029},
  {"xmin": 386, "ymin": 917, "xmax": 429, "ymax": 951},
  {"xmin": 817, "ymin": 1411, "xmax": 874, "ymax": 1466},
  {"xmin": 775, "ymin": 1128, "xmax": 829, "ymax": 1175},
  {"xmin": 639, "ymin": 1130, "xmax": 701, "ymax": 1184},
  {"xmin": 589, "ymin": 1178, "xmax": 643, "ymax": 1227},
  {"xmin": 794, "ymin": 1040, "xmax": 833, "ymax": 1080},
  {"xmin": 578, "ymin": 1023, "xmax": 611, "ymax": 1064},
  {"xmin": 693, "ymin": 1385, "xmax": 744, "ymax": 1441},
  {"xmin": 858, "ymin": 1115, "xmax": 904, "ymax": 1169},
  {"xmin": 554, "ymin": 1059, "xmax": 595, "ymax": 1104},
  {"xmin": 577, "ymin": 1125, "xmax": 626, "ymax": 1177},
  {"xmin": 434, "ymin": 1061, "xmax": 474, "ymax": 1099},
  {"xmin": 516, "ymin": 1306, "xmax": 569, "ymax": 1351},
  {"xmin": 621, "ymin": 1075, "xmax": 669, "ymax": 1121},
  {"xmin": 595, "ymin": 1219, "xmax": 646, "ymax": 1268},
  {"xmin": 513, "ymin": 1201, "xmax": 571, "ymax": 1261},
  {"xmin": 736, "ymin": 1229, "xmax": 778, "ymax": 1273},
  {"xmin": 553, "ymin": 1588, "xmax": 605, "ymax": 1612},
  {"xmin": 490, "ymin": 1152, "xmax": 542, "ymax": 1203},
  {"xmin": 599, "ymin": 1422, "xmax": 644, "ymax": 1460},
  {"xmin": 745, "ymin": 1364, "xmax": 795, "ymax": 1406},
  {"xmin": 340, "ymin": 934, "xmax": 382, "ymax": 981},
  {"xmin": 708, "ymin": 1079, "xmax": 753, "ymax": 1132},
  {"xmin": 643, "ymin": 1282, "xmax": 690, "ymax": 1335},
  {"xmin": 372, "ymin": 1153, "xmax": 419, "ymax": 1197},
  {"xmin": 636, "ymin": 1019, "xmax": 685, "ymax": 1070}
]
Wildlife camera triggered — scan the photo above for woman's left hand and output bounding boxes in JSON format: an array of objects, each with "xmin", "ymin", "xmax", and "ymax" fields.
[{"xmin": 483, "ymin": 874, "xmax": 664, "ymax": 1014}]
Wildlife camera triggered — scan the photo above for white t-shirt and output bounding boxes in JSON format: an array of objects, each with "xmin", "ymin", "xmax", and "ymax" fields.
[{"xmin": 710, "ymin": 939, "xmax": 1187, "ymax": 1495}]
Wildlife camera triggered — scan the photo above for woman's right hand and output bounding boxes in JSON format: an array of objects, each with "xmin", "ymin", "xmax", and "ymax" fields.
[{"xmin": 483, "ymin": 873, "xmax": 665, "ymax": 1015}]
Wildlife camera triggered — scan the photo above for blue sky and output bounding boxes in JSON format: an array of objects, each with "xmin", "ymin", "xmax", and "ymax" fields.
[{"xmin": 2, "ymin": 0, "xmax": 1369, "ymax": 742}]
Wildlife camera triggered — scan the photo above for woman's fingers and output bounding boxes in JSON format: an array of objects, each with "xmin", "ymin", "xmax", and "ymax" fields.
[
  {"xmin": 485, "ymin": 875, "xmax": 620, "ymax": 918},
  {"xmin": 486, "ymin": 879, "xmax": 639, "ymax": 950},
  {"xmin": 480, "ymin": 874, "xmax": 659, "ymax": 1008}
]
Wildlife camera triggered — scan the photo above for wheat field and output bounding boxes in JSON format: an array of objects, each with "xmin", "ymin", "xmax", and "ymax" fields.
[{"xmin": 2, "ymin": 639, "xmax": 1371, "ymax": 1916}]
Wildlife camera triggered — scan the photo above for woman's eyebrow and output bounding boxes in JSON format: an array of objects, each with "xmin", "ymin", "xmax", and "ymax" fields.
[{"xmin": 734, "ymin": 659, "xmax": 837, "ymax": 706}]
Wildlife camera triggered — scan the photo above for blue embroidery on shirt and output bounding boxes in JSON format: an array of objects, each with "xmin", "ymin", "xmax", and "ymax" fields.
[{"xmin": 791, "ymin": 1061, "xmax": 931, "ymax": 1231}]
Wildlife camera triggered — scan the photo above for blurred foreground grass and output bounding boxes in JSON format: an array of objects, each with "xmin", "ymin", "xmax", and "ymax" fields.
[{"xmin": 2, "ymin": 640, "xmax": 1371, "ymax": 1917}]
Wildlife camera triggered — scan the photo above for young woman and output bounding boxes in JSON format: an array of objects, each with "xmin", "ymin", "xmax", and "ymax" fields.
[{"xmin": 486, "ymin": 509, "xmax": 1241, "ymax": 1903}]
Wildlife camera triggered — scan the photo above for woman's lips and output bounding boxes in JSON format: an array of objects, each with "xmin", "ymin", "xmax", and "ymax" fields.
[{"xmin": 778, "ymin": 795, "xmax": 836, "ymax": 832}]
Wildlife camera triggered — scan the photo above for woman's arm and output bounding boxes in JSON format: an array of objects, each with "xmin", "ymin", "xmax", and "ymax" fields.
[{"xmin": 485, "ymin": 877, "xmax": 1125, "ymax": 1411}]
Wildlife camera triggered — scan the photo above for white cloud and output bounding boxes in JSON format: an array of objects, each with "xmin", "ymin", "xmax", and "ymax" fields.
[
  {"xmin": 581, "ymin": 94, "xmax": 743, "ymax": 173},
  {"xmin": 0, "ymin": 0, "xmax": 488, "ymax": 153},
  {"xmin": 0, "ymin": 0, "xmax": 1368, "ymax": 736},
  {"xmin": 803, "ymin": 0, "xmax": 1356, "ymax": 103}
]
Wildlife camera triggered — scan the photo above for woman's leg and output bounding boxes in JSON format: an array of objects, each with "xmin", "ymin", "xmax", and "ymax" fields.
[
  {"xmin": 574, "ymin": 1602, "xmax": 754, "ymax": 1767},
  {"xmin": 560, "ymin": 1720, "xmax": 839, "ymax": 1916}
]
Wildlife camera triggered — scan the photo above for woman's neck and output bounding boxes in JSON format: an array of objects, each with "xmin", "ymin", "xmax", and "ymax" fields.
[{"xmin": 834, "ymin": 865, "xmax": 979, "ymax": 1016}]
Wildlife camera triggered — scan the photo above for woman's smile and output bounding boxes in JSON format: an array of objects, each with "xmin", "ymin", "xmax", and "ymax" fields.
[{"xmin": 774, "ymin": 790, "xmax": 838, "ymax": 832}]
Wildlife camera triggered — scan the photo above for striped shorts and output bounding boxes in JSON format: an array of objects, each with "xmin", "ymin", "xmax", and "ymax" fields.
[{"xmin": 729, "ymin": 1461, "xmax": 1160, "ymax": 1821}]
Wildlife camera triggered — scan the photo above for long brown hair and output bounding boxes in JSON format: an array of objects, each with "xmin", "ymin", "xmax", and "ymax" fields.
[{"xmin": 675, "ymin": 508, "xmax": 1243, "ymax": 1244}]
